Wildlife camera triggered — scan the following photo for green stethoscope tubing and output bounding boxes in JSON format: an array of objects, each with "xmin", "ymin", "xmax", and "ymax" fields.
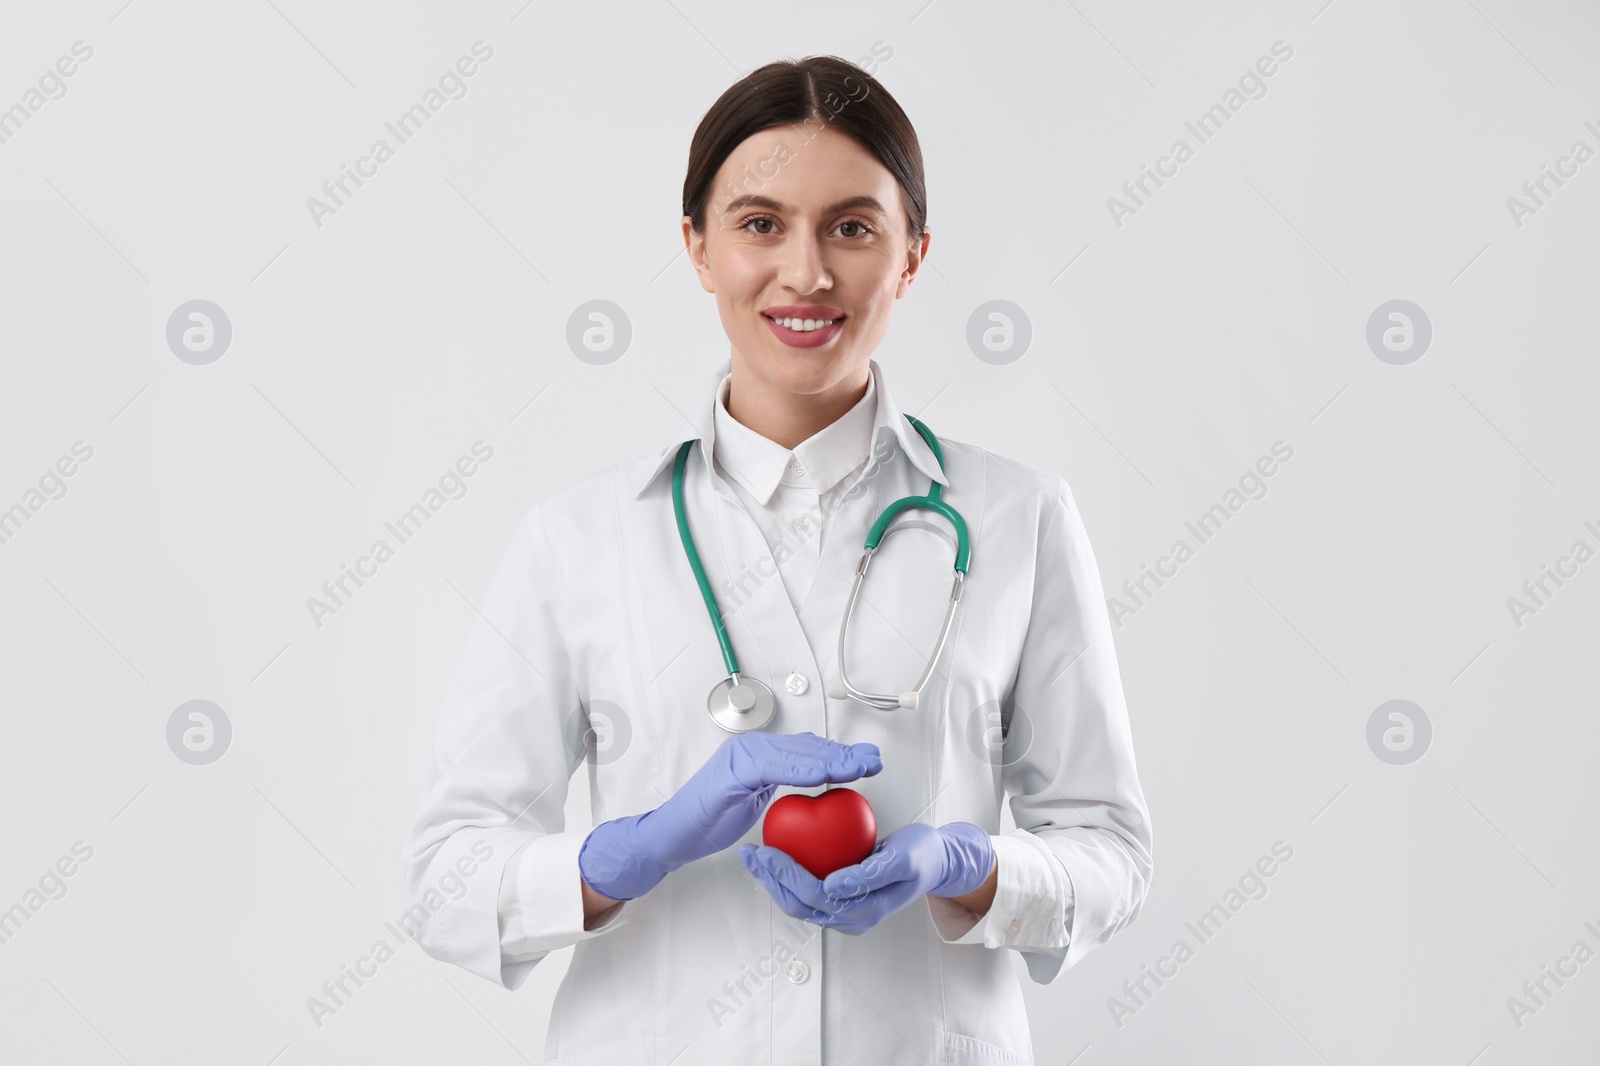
[{"xmin": 671, "ymin": 413, "xmax": 970, "ymax": 720}]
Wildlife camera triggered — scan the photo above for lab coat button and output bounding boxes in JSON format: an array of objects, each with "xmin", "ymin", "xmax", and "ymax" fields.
[
  {"xmin": 1007, "ymin": 918, "xmax": 1022, "ymax": 935},
  {"xmin": 786, "ymin": 672, "xmax": 809, "ymax": 695},
  {"xmin": 786, "ymin": 959, "xmax": 809, "ymax": 983}
]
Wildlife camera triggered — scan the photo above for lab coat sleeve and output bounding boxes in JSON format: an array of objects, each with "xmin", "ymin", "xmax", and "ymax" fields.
[
  {"xmin": 401, "ymin": 501, "xmax": 628, "ymax": 991},
  {"xmin": 498, "ymin": 836, "xmax": 625, "ymax": 964},
  {"xmin": 927, "ymin": 475, "xmax": 1154, "ymax": 984},
  {"xmin": 924, "ymin": 831, "xmax": 1074, "ymax": 950}
]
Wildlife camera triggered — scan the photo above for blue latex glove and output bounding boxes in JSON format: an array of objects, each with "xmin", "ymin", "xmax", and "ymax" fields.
[
  {"xmin": 739, "ymin": 821, "xmax": 995, "ymax": 935},
  {"xmin": 579, "ymin": 731, "xmax": 882, "ymax": 901}
]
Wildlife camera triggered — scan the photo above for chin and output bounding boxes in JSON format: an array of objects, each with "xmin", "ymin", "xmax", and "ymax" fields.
[{"xmin": 761, "ymin": 349, "xmax": 852, "ymax": 385}]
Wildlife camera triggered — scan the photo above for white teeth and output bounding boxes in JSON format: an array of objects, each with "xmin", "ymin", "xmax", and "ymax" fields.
[{"xmin": 771, "ymin": 316, "xmax": 840, "ymax": 332}]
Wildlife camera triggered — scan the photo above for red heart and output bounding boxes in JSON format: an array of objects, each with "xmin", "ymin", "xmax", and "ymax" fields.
[{"xmin": 762, "ymin": 788, "xmax": 877, "ymax": 880}]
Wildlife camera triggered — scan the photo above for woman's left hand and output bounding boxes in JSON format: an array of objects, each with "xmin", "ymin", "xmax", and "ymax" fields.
[{"xmin": 739, "ymin": 821, "xmax": 995, "ymax": 935}]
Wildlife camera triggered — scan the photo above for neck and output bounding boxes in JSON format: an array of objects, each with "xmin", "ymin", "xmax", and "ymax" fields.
[{"xmin": 725, "ymin": 356, "xmax": 869, "ymax": 450}]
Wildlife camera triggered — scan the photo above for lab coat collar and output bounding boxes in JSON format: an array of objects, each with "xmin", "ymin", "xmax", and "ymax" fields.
[{"xmin": 630, "ymin": 357, "xmax": 950, "ymax": 501}]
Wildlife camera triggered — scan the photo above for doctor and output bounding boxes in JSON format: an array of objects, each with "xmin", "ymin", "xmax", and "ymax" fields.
[{"xmin": 403, "ymin": 54, "xmax": 1152, "ymax": 1066}]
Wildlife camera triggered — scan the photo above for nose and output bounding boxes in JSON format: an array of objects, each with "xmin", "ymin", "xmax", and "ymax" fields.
[{"xmin": 778, "ymin": 232, "xmax": 832, "ymax": 295}]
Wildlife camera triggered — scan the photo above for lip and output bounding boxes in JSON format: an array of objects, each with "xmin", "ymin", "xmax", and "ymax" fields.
[
  {"xmin": 762, "ymin": 305, "xmax": 845, "ymax": 319},
  {"xmin": 761, "ymin": 309, "xmax": 846, "ymax": 349}
]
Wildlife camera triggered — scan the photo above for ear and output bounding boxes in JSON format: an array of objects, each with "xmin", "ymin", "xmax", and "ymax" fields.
[
  {"xmin": 895, "ymin": 225, "xmax": 931, "ymax": 299},
  {"xmin": 683, "ymin": 216, "xmax": 715, "ymax": 294}
]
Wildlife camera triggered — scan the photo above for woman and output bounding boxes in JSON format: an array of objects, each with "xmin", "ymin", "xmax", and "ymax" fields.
[{"xmin": 403, "ymin": 54, "xmax": 1152, "ymax": 1065}]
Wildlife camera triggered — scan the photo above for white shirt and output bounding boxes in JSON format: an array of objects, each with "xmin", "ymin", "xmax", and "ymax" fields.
[
  {"xmin": 709, "ymin": 364, "xmax": 877, "ymax": 611},
  {"xmin": 402, "ymin": 357, "xmax": 1154, "ymax": 1066}
]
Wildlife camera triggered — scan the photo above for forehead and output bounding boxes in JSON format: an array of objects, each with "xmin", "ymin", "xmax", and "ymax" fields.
[{"xmin": 712, "ymin": 124, "xmax": 898, "ymax": 211}]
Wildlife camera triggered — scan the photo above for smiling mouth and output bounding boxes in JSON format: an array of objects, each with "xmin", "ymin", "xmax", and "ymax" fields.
[
  {"xmin": 761, "ymin": 312, "xmax": 846, "ymax": 349},
  {"xmin": 762, "ymin": 313, "xmax": 846, "ymax": 332}
]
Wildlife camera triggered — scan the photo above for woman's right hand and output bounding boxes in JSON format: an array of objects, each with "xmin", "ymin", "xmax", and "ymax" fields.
[{"xmin": 578, "ymin": 731, "xmax": 882, "ymax": 902}]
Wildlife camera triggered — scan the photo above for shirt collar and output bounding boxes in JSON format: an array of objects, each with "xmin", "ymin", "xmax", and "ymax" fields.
[
  {"xmin": 630, "ymin": 357, "xmax": 949, "ymax": 501},
  {"xmin": 711, "ymin": 365, "xmax": 877, "ymax": 505}
]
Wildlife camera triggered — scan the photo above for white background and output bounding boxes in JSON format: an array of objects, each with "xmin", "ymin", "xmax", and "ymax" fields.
[{"xmin": 1, "ymin": 0, "xmax": 1597, "ymax": 1063}]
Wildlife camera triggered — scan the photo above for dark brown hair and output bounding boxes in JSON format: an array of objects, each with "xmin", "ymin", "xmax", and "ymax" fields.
[{"xmin": 682, "ymin": 54, "xmax": 926, "ymax": 243}]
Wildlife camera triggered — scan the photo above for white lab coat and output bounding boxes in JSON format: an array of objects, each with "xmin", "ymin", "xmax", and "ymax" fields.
[{"xmin": 402, "ymin": 357, "xmax": 1154, "ymax": 1065}]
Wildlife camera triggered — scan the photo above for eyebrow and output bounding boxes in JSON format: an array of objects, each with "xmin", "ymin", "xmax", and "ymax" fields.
[{"xmin": 720, "ymin": 194, "xmax": 888, "ymax": 217}]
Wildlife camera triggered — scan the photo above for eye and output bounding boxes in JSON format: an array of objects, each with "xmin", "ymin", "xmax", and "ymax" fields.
[{"xmin": 737, "ymin": 214, "xmax": 877, "ymax": 237}]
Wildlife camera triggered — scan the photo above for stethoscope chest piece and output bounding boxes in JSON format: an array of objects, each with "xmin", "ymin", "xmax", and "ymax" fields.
[{"xmin": 707, "ymin": 674, "xmax": 777, "ymax": 733}]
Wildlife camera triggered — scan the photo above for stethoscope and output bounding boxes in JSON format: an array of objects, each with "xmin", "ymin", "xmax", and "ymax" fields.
[{"xmin": 671, "ymin": 413, "xmax": 971, "ymax": 733}]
